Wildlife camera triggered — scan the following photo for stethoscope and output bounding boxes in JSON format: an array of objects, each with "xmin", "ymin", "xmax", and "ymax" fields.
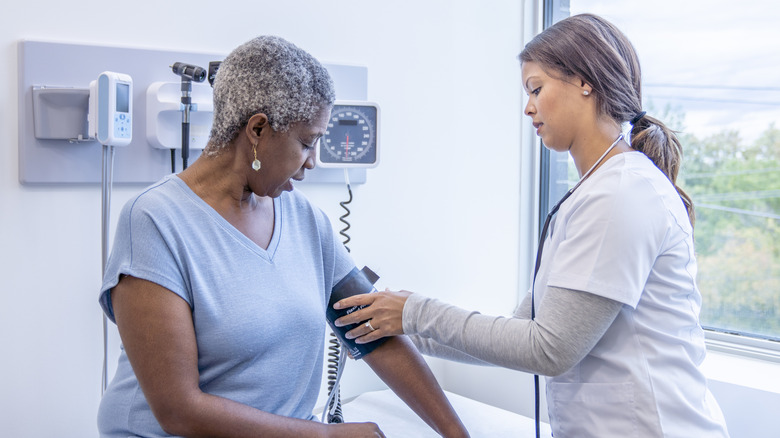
[{"xmin": 529, "ymin": 133, "xmax": 623, "ymax": 438}]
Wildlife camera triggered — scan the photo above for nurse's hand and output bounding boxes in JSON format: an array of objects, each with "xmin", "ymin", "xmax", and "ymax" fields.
[{"xmin": 333, "ymin": 289, "xmax": 413, "ymax": 343}]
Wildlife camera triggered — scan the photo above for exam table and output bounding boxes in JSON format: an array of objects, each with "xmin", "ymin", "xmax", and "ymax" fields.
[{"xmin": 338, "ymin": 389, "xmax": 552, "ymax": 437}]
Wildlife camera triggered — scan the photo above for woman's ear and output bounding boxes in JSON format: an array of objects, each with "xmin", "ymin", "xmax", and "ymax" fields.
[
  {"xmin": 245, "ymin": 113, "xmax": 270, "ymax": 143},
  {"xmin": 580, "ymin": 80, "xmax": 593, "ymax": 96}
]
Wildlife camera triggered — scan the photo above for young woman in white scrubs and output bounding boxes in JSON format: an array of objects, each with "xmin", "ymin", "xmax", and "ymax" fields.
[{"xmin": 331, "ymin": 13, "xmax": 731, "ymax": 438}]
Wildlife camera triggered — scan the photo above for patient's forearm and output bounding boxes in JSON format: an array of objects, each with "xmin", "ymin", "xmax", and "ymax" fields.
[{"xmin": 363, "ymin": 336, "xmax": 470, "ymax": 438}]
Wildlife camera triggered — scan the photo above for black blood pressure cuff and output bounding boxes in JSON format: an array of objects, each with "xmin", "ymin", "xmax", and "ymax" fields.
[{"xmin": 326, "ymin": 266, "xmax": 389, "ymax": 360}]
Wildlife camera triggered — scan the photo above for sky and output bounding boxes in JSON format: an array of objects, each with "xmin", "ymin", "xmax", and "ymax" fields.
[{"xmin": 571, "ymin": 0, "xmax": 780, "ymax": 143}]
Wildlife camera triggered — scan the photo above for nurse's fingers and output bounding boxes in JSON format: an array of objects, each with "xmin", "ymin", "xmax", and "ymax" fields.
[
  {"xmin": 333, "ymin": 293, "xmax": 374, "ymax": 311},
  {"xmin": 338, "ymin": 289, "xmax": 411, "ymax": 340},
  {"xmin": 333, "ymin": 304, "xmax": 375, "ymax": 329},
  {"xmin": 344, "ymin": 320, "xmax": 380, "ymax": 341}
]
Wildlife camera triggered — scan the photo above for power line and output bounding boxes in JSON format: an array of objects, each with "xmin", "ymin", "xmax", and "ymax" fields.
[
  {"xmin": 684, "ymin": 168, "xmax": 780, "ymax": 179},
  {"xmin": 646, "ymin": 83, "xmax": 780, "ymax": 92},
  {"xmin": 695, "ymin": 189, "xmax": 780, "ymax": 202},
  {"xmin": 697, "ymin": 203, "xmax": 780, "ymax": 220},
  {"xmin": 648, "ymin": 94, "xmax": 780, "ymax": 106}
]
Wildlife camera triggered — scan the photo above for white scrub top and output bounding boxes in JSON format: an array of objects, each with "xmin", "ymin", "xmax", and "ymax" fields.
[{"xmin": 535, "ymin": 152, "xmax": 729, "ymax": 437}]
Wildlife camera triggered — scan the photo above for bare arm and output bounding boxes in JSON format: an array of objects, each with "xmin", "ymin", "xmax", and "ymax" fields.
[
  {"xmin": 361, "ymin": 336, "xmax": 470, "ymax": 438},
  {"xmin": 112, "ymin": 275, "xmax": 384, "ymax": 438}
]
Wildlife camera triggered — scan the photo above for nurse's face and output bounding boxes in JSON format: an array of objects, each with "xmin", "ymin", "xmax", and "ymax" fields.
[{"xmin": 522, "ymin": 61, "xmax": 589, "ymax": 152}]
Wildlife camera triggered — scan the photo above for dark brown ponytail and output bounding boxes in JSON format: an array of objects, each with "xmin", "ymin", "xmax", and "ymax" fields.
[{"xmin": 630, "ymin": 114, "xmax": 695, "ymax": 226}]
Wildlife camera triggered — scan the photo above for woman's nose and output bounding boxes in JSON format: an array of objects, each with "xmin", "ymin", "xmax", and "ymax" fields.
[
  {"xmin": 304, "ymin": 149, "xmax": 316, "ymax": 169},
  {"xmin": 524, "ymin": 99, "xmax": 535, "ymax": 116}
]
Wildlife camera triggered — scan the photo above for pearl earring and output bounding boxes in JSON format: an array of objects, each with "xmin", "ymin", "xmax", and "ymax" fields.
[
  {"xmin": 583, "ymin": 90, "xmax": 590, "ymax": 96},
  {"xmin": 252, "ymin": 143, "xmax": 261, "ymax": 171}
]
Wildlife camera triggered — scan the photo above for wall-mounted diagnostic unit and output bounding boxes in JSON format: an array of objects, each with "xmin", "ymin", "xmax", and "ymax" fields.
[
  {"xmin": 89, "ymin": 71, "xmax": 133, "ymax": 147},
  {"xmin": 318, "ymin": 102, "xmax": 380, "ymax": 168},
  {"xmin": 19, "ymin": 41, "xmax": 372, "ymax": 184}
]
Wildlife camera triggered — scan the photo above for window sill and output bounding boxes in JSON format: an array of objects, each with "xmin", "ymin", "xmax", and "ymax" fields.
[{"xmin": 703, "ymin": 332, "xmax": 780, "ymax": 394}]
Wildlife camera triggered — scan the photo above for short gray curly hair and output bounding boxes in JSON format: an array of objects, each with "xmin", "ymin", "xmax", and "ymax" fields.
[{"xmin": 205, "ymin": 36, "xmax": 336, "ymax": 155}]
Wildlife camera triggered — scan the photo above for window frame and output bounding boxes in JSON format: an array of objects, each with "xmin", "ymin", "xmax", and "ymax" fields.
[{"xmin": 705, "ymin": 330, "xmax": 780, "ymax": 363}]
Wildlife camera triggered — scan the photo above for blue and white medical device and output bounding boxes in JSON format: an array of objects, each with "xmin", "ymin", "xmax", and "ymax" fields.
[
  {"xmin": 88, "ymin": 71, "xmax": 133, "ymax": 147},
  {"xmin": 89, "ymin": 71, "xmax": 134, "ymax": 396}
]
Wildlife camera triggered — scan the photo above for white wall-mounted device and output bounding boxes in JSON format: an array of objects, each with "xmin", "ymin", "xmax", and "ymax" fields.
[
  {"xmin": 88, "ymin": 71, "xmax": 133, "ymax": 146},
  {"xmin": 146, "ymin": 81, "xmax": 213, "ymax": 150},
  {"xmin": 317, "ymin": 101, "xmax": 380, "ymax": 168}
]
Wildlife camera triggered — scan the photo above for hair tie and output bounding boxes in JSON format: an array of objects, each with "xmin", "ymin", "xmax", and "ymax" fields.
[{"xmin": 630, "ymin": 111, "xmax": 646, "ymax": 125}]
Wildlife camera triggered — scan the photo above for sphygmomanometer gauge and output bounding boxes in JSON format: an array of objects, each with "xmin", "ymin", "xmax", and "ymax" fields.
[{"xmin": 317, "ymin": 102, "xmax": 380, "ymax": 168}]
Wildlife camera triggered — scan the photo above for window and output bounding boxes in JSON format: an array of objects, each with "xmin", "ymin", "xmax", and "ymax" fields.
[{"xmin": 540, "ymin": 0, "xmax": 780, "ymax": 346}]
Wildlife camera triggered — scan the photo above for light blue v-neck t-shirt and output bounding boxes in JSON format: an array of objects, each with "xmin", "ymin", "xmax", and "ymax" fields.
[{"xmin": 97, "ymin": 175, "xmax": 354, "ymax": 437}]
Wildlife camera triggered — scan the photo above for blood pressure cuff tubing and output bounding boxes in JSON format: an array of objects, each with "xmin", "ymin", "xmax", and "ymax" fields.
[{"xmin": 326, "ymin": 266, "xmax": 388, "ymax": 359}]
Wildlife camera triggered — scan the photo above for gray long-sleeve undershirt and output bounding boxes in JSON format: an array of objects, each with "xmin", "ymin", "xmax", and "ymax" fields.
[{"xmin": 402, "ymin": 286, "xmax": 623, "ymax": 376}]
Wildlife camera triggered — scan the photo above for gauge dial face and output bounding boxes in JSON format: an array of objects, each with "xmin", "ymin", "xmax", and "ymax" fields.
[{"xmin": 318, "ymin": 103, "xmax": 379, "ymax": 168}]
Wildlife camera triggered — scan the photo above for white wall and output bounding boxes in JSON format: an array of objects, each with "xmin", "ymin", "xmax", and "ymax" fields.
[{"xmin": 0, "ymin": 1, "xmax": 524, "ymax": 436}]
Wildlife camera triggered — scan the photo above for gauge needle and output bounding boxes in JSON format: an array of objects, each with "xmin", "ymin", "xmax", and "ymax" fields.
[{"xmin": 345, "ymin": 133, "xmax": 350, "ymax": 158}]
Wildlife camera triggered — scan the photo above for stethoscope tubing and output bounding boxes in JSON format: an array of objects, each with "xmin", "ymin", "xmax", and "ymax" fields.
[{"xmin": 528, "ymin": 134, "xmax": 623, "ymax": 438}]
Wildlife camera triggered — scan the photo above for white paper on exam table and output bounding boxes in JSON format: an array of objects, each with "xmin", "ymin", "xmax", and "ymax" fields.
[{"xmin": 339, "ymin": 389, "xmax": 552, "ymax": 437}]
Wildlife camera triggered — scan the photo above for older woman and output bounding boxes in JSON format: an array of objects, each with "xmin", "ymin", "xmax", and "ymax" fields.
[{"xmin": 98, "ymin": 36, "xmax": 468, "ymax": 438}]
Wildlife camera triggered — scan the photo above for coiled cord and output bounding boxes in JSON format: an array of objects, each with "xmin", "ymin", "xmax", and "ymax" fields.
[
  {"xmin": 324, "ymin": 169, "xmax": 353, "ymax": 423},
  {"xmin": 325, "ymin": 332, "xmax": 344, "ymax": 423},
  {"xmin": 339, "ymin": 182, "xmax": 353, "ymax": 252}
]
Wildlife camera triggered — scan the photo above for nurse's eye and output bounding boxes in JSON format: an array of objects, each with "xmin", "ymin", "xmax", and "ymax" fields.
[{"xmin": 531, "ymin": 87, "xmax": 541, "ymax": 96}]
